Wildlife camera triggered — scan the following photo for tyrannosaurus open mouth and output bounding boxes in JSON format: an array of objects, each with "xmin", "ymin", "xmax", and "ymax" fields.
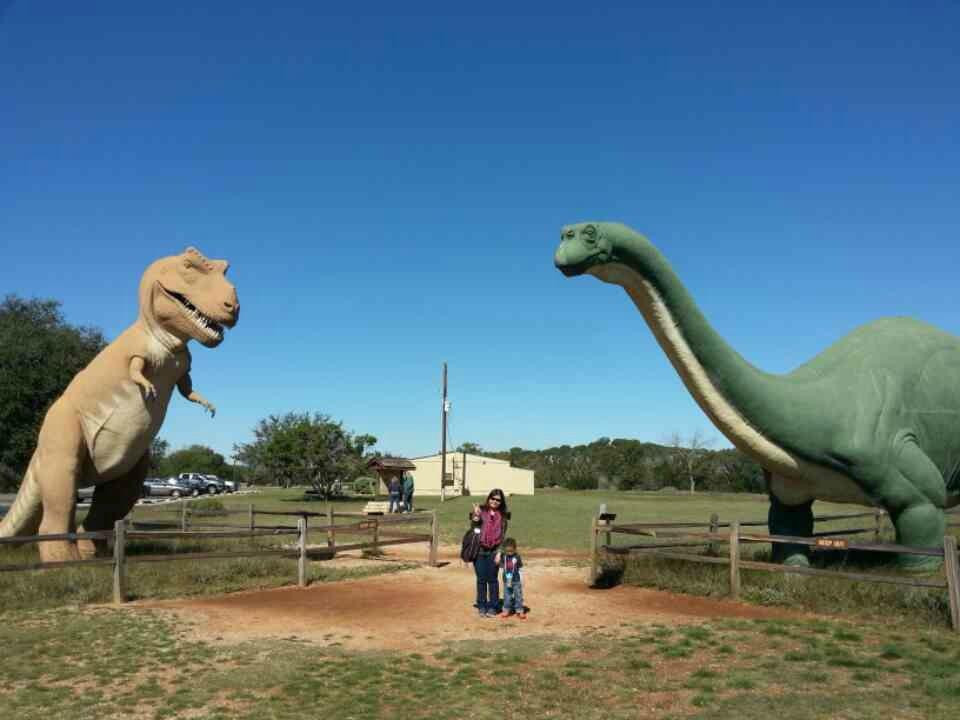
[{"xmin": 160, "ymin": 286, "xmax": 226, "ymax": 343}]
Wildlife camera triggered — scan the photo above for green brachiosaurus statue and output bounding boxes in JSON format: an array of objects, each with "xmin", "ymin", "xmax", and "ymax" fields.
[
  {"xmin": 555, "ymin": 222, "xmax": 959, "ymax": 570},
  {"xmin": 0, "ymin": 248, "xmax": 239, "ymax": 562}
]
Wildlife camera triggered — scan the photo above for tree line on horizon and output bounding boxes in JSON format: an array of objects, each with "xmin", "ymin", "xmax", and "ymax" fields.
[{"xmin": 461, "ymin": 436, "xmax": 766, "ymax": 494}]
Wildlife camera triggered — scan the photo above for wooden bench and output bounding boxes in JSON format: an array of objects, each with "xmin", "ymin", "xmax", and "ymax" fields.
[{"xmin": 362, "ymin": 501, "xmax": 391, "ymax": 515}]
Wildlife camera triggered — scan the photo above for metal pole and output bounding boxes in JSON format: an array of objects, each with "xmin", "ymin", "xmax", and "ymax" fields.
[
  {"xmin": 440, "ymin": 363, "xmax": 447, "ymax": 502},
  {"xmin": 440, "ymin": 361, "xmax": 448, "ymax": 502}
]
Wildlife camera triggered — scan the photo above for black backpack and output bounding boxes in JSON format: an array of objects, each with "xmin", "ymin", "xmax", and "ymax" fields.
[{"xmin": 460, "ymin": 527, "xmax": 481, "ymax": 563}]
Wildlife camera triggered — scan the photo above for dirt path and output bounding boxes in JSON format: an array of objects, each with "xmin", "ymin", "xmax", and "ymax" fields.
[{"xmin": 136, "ymin": 545, "xmax": 799, "ymax": 651}]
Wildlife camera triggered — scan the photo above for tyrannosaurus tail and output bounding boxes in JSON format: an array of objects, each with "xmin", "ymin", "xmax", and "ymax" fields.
[{"xmin": 0, "ymin": 459, "xmax": 42, "ymax": 537}]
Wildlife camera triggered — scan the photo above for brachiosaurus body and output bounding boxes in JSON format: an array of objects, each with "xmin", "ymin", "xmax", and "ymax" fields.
[
  {"xmin": 0, "ymin": 247, "xmax": 238, "ymax": 562},
  {"xmin": 555, "ymin": 222, "xmax": 960, "ymax": 570}
]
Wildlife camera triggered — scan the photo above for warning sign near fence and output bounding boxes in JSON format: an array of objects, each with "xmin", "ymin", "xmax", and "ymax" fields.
[{"xmin": 815, "ymin": 537, "xmax": 849, "ymax": 550}]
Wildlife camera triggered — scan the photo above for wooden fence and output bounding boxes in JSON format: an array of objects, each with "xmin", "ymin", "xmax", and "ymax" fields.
[
  {"xmin": 0, "ymin": 504, "xmax": 439, "ymax": 604},
  {"xmin": 590, "ymin": 508, "xmax": 960, "ymax": 632}
]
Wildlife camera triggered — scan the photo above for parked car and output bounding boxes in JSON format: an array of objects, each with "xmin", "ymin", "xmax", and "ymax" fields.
[
  {"xmin": 203, "ymin": 474, "xmax": 234, "ymax": 493},
  {"xmin": 177, "ymin": 472, "xmax": 222, "ymax": 495},
  {"xmin": 76, "ymin": 486, "xmax": 95, "ymax": 503},
  {"xmin": 142, "ymin": 478, "xmax": 195, "ymax": 499}
]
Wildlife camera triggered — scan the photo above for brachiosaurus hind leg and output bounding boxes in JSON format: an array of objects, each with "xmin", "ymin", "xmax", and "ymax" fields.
[
  {"xmin": 35, "ymin": 401, "xmax": 86, "ymax": 563},
  {"xmin": 875, "ymin": 439, "xmax": 946, "ymax": 572},
  {"xmin": 78, "ymin": 453, "xmax": 149, "ymax": 559}
]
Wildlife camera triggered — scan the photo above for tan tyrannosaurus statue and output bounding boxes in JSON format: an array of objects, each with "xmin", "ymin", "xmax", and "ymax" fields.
[{"xmin": 0, "ymin": 247, "xmax": 239, "ymax": 562}]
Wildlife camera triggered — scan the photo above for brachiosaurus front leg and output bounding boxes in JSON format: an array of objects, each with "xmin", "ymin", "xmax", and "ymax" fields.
[
  {"xmin": 34, "ymin": 399, "xmax": 86, "ymax": 563},
  {"xmin": 78, "ymin": 453, "xmax": 150, "ymax": 559},
  {"xmin": 177, "ymin": 372, "xmax": 216, "ymax": 417}
]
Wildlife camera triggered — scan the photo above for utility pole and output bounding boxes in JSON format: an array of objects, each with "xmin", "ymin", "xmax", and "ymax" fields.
[{"xmin": 440, "ymin": 362, "xmax": 448, "ymax": 502}]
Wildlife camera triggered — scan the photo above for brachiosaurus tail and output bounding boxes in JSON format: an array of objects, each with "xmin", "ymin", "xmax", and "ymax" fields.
[{"xmin": 0, "ymin": 459, "xmax": 43, "ymax": 537}]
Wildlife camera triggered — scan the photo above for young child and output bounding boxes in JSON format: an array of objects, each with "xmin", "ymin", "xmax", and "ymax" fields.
[{"xmin": 495, "ymin": 537, "xmax": 526, "ymax": 619}]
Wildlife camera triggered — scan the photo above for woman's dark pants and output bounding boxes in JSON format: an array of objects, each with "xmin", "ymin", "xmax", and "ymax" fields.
[{"xmin": 473, "ymin": 549, "xmax": 499, "ymax": 613}]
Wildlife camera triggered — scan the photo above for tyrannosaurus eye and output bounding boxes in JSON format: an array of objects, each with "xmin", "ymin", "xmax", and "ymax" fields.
[{"xmin": 582, "ymin": 225, "xmax": 597, "ymax": 245}]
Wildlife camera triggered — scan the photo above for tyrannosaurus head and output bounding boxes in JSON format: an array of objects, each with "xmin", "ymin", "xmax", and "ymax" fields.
[
  {"xmin": 554, "ymin": 222, "xmax": 621, "ymax": 277},
  {"xmin": 138, "ymin": 247, "xmax": 239, "ymax": 349}
]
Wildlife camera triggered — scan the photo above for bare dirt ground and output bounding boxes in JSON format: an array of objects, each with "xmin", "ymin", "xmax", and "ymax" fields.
[{"xmin": 136, "ymin": 544, "xmax": 799, "ymax": 651}]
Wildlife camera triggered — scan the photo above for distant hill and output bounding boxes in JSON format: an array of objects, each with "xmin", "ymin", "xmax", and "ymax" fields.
[{"xmin": 482, "ymin": 437, "xmax": 765, "ymax": 493}]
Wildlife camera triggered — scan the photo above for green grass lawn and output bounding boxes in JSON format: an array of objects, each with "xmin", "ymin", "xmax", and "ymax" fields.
[
  {"xmin": 2, "ymin": 607, "xmax": 958, "ymax": 720},
  {"xmin": 3, "ymin": 488, "xmax": 959, "ymax": 719}
]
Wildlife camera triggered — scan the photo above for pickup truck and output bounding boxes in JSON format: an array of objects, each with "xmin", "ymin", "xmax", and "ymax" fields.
[{"xmin": 178, "ymin": 472, "xmax": 223, "ymax": 495}]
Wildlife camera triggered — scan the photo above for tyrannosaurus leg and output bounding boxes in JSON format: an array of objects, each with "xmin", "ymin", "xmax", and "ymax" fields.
[
  {"xmin": 35, "ymin": 401, "xmax": 86, "ymax": 563},
  {"xmin": 78, "ymin": 453, "xmax": 150, "ymax": 559}
]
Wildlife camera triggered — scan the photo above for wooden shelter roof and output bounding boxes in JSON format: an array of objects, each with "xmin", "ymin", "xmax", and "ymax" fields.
[{"xmin": 366, "ymin": 457, "xmax": 416, "ymax": 471}]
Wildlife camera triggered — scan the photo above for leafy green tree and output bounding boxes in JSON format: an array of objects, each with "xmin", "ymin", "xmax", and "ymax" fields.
[
  {"xmin": 161, "ymin": 444, "xmax": 228, "ymax": 477},
  {"xmin": 149, "ymin": 438, "xmax": 170, "ymax": 476},
  {"xmin": 456, "ymin": 442, "xmax": 484, "ymax": 454},
  {"xmin": 234, "ymin": 412, "xmax": 376, "ymax": 497},
  {"xmin": 0, "ymin": 296, "xmax": 106, "ymax": 490}
]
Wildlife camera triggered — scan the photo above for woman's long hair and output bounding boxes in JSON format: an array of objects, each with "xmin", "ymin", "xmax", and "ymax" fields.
[{"xmin": 484, "ymin": 488, "xmax": 509, "ymax": 517}]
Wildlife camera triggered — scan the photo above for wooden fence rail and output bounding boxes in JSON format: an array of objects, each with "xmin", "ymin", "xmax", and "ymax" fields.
[
  {"xmin": 591, "ymin": 508, "xmax": 960, "ymax": 632},
  {"xmin": 0, "ymin": 506, "xmax": 440, "ymax": 604}
]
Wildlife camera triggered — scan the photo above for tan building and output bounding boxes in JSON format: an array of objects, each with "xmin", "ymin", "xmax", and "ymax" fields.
[{"xmin": 409, "ymin": 452, "xmax": 534, "ymax": 497}]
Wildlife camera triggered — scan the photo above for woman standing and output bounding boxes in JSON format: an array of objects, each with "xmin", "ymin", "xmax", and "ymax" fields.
[{"xmin": 470, "ymin": 489, "xmax": 509, "ymax": 617}]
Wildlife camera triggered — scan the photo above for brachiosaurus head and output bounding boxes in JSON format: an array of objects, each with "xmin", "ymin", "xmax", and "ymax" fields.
[
  {"xmin": 138, "ymin": 247, "xmax": 239, "ymax": 348},
  {"xmin": 553, "ymin": 222, "xmax": 626, "ymax": 277}
]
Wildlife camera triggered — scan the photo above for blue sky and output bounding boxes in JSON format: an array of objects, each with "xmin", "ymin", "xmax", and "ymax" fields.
[{"xmin": 2, "ymin": 2, "xmax": 959, "ymax": 460}]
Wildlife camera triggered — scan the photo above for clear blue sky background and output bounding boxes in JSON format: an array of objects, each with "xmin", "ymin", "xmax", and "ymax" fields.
[{"xmin": 2, "ymin": 2, "xmax": 958, "ymax": 461}]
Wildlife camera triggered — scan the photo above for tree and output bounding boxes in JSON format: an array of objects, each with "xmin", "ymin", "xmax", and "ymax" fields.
[
  {"xmin": 456, "ymin": 442, "xmax": 483, "ymax": 454},
  {"xmin": 234, "ymin": 412, "xmax": 376, "ymax": 497},
  {"xmin": 663, "ymin": 430, "xmax": 715, "ymax": 494},
  {"xmin": 162, "ymin": 444, "xmax": 228, "ymax": 477},
  {"xmin": 0, "ymin": 295, "xmax": 106, "ymax": 490},
  {"xmin": 149, "ymin": 438, "xmax": 170, "ymax": 476}
]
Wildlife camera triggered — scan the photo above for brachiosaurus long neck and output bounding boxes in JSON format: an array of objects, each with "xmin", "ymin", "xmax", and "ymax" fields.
[{"xmin": 593, "ymin": 230, "xmax": 798, "ymax": 461}]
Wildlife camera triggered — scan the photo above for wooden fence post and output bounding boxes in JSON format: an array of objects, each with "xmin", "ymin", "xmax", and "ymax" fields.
[
  {"xmin": 371, "ymin": 517, "xmax": 380, "ymax": 555},
  {"xmin": 428, "ymin": 510, "xmax": 439, "ymax": 566},
  {"xmin": 944, "ymin": 535, "xmax": 960, "ymax": 632},
  {"xmin": 298, "ymin": 516, "xmax": 308, "ymax": 587},
  {"xmin": 874, "ymin": 509, "xmax": 883, "ymax": 543},
  {"xmin": 113, "ymin": 519, "xmax": 127, "ymax": 604},
  {"xmin": 181, "ymin": 501, "xmax": 189, "ymax": 532},
  {"xmin": 708, "ymin": 512, "xmax": 719, "ymax": 555},
  {"xmin": 248, "ymin": 503, "xmax": 255, "ymax": 532},
  {"xmin": 589, "ymin": 515, "xmax": 599, "ymax": 586},
  {"xmin": 729, "ymin": 521, "xmax": 740, "ymax": 600},
  {"xmin": 326, "ymin": 505, "xmax": 335, "ymax": 550}
]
